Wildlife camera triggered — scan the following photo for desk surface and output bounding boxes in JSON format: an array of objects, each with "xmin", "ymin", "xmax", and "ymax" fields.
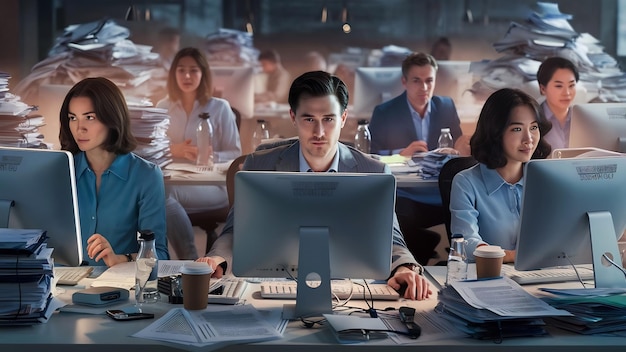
[{"xmin": 2, "ymin": 269, "xmax": 624, "ymax": 351}]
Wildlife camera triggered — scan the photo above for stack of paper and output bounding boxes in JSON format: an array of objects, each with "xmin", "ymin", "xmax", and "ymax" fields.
[
  {"xmin": 0, "ymin": 72, "xmax": 47, "ymax": 148},
  {"xmin": 418, "ymin": 151, "xmax": 457, "ymax": 180},
  {"xmin": 0, "ymin": 228, "xmax": 57, "ymax": 325},
  {"xmin": 541, "ymin": 290, "xmax": 626, "ymax": 335},
  {"xmin": 204, "ymin": 28, "xmax": 259, "ymax": 67},
  {"xmin": 436, "ymin": 277, "xmax": 572, "ymax": 340},
  {"xmin": 13, "ymin": 18, "xmax": 168, "ymax": 106},
  {"xmin": 127, "ymin": 105, "xmax": 171, "ymax": 168}
]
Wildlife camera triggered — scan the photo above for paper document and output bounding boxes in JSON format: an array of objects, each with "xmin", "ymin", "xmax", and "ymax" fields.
[
  {"xmin": 91, "ymin": 260, "xmax": 193, "ymax": 289},
  {"xmin": 133, "ymin": 305, "xmax": 282, "ymax": 347},
  {"xmin": 450, "ymin": 277, "xmax": 572, "ymax": 317}
]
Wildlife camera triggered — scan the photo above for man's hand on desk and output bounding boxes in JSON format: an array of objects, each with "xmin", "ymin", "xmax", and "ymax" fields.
[
  {"xmin": 399, "ymin": 141, "xmax": 428, "ymax": 157},
  {"xmin": 171, "ymin": 139, "xmax": 198, "ymax": 162},
  {"xmin": 387, "ymin": 266, "xmax": 432, "ymax": 301},
  {"xmin": 196, "ymin": 256, "xmax": 225, "ymax": 278}
]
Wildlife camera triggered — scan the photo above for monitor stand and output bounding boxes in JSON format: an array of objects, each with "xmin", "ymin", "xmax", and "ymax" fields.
[
  {"xmin": 588, "ymin": 211, "xmax": 626, "ymax": 288},
  {"xmin": 0, "ymin": 199, "xmax": 14, "ymax": 228},
  {"xmin": 282, "ymin": 227, "xmax": 332, "ymax": 320}
]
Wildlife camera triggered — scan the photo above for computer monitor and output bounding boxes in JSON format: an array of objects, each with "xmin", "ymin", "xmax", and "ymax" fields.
[
  {"xmin": 569, "ymin": 103, "xmax": 626, "ymax": 153},
  {"xmin": 0, "ymin": 147, "xmax": 82, "ymax": 266},
  {"xmin": 232, "ymin": 171, "xmax": 395, "ymax": 318},
  {"xmin": 210, "ymin": 66, "xmax": 255, "ymax": 119},
  {"xmin": 353, "ymin": 67, "xmax": 404, "ymax": 117},
  {"xmin": 516, "ymin": 157, "xmax": 626, "ymax": 288}
]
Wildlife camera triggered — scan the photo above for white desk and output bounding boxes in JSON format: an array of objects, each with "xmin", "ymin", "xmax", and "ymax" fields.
[{"xmin": 1, "ymin": 272, "xmax": 624, "ymax": 351}]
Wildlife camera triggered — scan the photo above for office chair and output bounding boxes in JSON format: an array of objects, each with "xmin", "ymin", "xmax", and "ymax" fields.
[
  {"xmin": 226, "ymin": 154, "xmax": 249, "ymax": 207},
  {"xmin": 437, "ymin": 156, "xmax": 478, "ymax": 264}
]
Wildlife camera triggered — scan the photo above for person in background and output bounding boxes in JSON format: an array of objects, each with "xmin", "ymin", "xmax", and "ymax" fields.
[
  {"xmin": 59, "ymin": 77, "xmax": 169, "ymax": 266},
  {"xmin": 368, "ymin": 52, "xmax": 468, "ymax": 265},
  {"xmin": 198, "ymin": 71, "xmax": 432, "ymax": 301},
  {"xmin": 430, "ymin": 37, "xmax": 452, "ymax": 61},
  {"xmin": 155, "ymin": 27, "xmax": 181, "ymax": 71},
  {"xmin": 449, "ymin": 88, "xmax": 552, "ymax": 263},
  {"xmin": 303, "ymin": 51, "xmax": 328, "ymax": 73},
  {"xmin": 255, "ymin": 49, "xmax": 291, "ymax": 104},
  {"xmin": 157, "ymin": 47, "xmax": 241, "ymax": 260},
  {"xmin": 536, "ymin": 56, "xmax": 579, "ymax": 150}
]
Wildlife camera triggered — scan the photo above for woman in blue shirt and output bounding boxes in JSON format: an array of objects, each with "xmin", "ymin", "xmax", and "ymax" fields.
[
  {"xmin": 157, "ymin": 47, "xmax": 241, "ymax": 259},
  {"xmin": 59, "ymin": 77, "xmax": 169, "ymax": 266},
  {"xmin": 449, "ymin": 88, "xmax": 552, "ymax": 263},
  {"xmin": 537, "ymin": 57, "xmax": 579, "ymax": 150}
]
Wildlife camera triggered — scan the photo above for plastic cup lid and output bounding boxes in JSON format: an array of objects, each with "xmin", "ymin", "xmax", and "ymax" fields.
[
  {"xmin": 473, "ymin": 245, "xmax": 505, "ymax": 258},
  {"xmin": 180, "ymin": 262, "xmax": 213, "ymax": 275}
]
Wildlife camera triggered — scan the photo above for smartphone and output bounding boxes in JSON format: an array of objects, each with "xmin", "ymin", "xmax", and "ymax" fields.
[{"xmin": 106, "ymin": 309, "xmax": 154, "ymax": 321}]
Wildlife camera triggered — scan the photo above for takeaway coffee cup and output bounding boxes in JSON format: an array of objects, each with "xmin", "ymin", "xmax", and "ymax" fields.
[
  {"xmin": 180, "ymin": 262, "xmax": 213, "ymax": 310},
  {"xmin": 473, "ymin": 245, "xmax": 506, "ymax": 279}
]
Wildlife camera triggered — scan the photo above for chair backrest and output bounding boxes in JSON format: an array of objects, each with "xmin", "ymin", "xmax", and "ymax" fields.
[
  {"xmin": 438, "ymin": 156, "xmax": 478, "ymax": 244},
  {"xmin": 226, "ymin": 154, "xmax": 249, "ymax": 208}
]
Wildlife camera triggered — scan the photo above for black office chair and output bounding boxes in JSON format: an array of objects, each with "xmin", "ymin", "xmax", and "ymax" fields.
[{"xmin": 437, "ymin": 156, "xmax": 478, "ymax": 263}]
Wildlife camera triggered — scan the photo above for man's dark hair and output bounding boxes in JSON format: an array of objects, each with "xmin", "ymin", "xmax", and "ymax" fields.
[{"xmin": 288, "ymin": 71, "xmax": 349, "ymax": 113}]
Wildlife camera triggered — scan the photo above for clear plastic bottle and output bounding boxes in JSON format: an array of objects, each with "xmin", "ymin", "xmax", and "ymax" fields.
[
  {"xmin": 135, "ymin": 230, "xmax": 160, "ymax": 309},
  {"xmin": 437, "ymin": 128, "xmax": 454, "ymax": 149},
  {"xmin": 354, "ymin": 119, "xmax": 371, "ymax": 154},
  {"xmin": 252, "ymin": 119, "xmax": 271, "ymax": 150},
  {"xmin": 445, "ymin": 234, "xmax": 467, "ymax": 285},
  {"xmin": 196, "ymin": 113, "xmax": 214, "ymax": 170}
]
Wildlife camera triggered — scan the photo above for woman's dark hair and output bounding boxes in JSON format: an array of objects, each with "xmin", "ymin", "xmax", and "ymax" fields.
[
  {"xmin": 166, "ymin": 47, "xmax": 213, "ymax": 105},
  {"xmin": 288, "ymin": 71, "xmax": 349, "ymax": 113},
  {"xmin": 537, "ymin": 56, "xmax": 579, "ymax": 87},
  {"xmin": 471, "ymin": 88, "xmax": 552, "ymax": 168},
  {"xmin": 59, "ymin": 77, "xmax": 136, "ymax": 154}
]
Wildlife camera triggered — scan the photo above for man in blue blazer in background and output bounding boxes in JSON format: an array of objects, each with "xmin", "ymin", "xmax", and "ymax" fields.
[{"xmin": 369, "ymin": 52, "xmax": 469, "ymax": 265}]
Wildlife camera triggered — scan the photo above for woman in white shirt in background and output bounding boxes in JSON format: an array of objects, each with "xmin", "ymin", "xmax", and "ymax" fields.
[
  {"xmin": 536, "ymin": 56, "xmax": 579, "ymax": 150},
  {"xmin": 157, "ymin": 47, "xmax": 242, "ymax": 259}
]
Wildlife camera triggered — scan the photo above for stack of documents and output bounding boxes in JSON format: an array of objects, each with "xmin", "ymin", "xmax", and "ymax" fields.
[
  {"xmin": 541, "ymin": 289, "xmax": 626, "ymax": 335},
  {"xmin": 469, "ymin": 2, "xmax": 625, "ymax": 104},
  {"xmin": 13, "ymin": 18, "xmax": 168, "ymax": 106},
  {"xmin": 436, "ymin": 277, "xmax": 572, "ymax": 340},
  {"xmin": 419, "ymin": 151, "xmax": 457, "ymax": 179},
  {"xmin": 0, "ymin": 228, "xmax": 58, "ymax": 325},
  {"xmin": 127, "ymin": 104, "xmax": 171, "ymax": 168},
  {"xmin": 0, "ymin": 72, "xmax": 46, "ymax": 148},
  {"xmin": 204, "ymin": 28, "xmax": 259, "ymax": 67}
]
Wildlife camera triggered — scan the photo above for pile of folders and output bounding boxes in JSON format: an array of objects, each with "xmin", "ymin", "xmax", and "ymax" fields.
[{"xmin": 0, "ymin": 228, "xmax": 57, "ymax": 325}]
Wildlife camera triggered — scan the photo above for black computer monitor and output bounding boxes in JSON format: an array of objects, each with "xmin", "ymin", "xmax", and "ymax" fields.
[
  {"xmin": 0, "ymin": 147, "xmax": 82, "ymax": 266},
  {"xmin": 569, "ymin": 103, "xmax": 626, "ymax": 153},
  {"xmin": 232, "ymin": 171, "xmax": 395, "ymax": 318},
  {"xmin": 353, "ymin": 67, "xmax": 404, "ymax": 117},
  {"xmin": 516, "ymin": 157, "xmax": 626, "ymax": 288},
  {"xmin": 211, "ymin": 66, "xmax": 255, "ymax": 119}
]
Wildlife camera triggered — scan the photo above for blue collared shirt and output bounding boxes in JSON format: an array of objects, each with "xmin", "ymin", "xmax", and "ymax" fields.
[
  {"xmin": 407, "ymin": 96, "xmax": 431, "ymax": 147},
  {"xmin": 74, "ymin": 152, "xmax": 169, "ymax": 265},
  {"xmin": 449, "ymin": 163, "xmax": 523, "ymax": 261},
  {"xmin": 541, "ymin": 100, "xmax": 571, "ymax": 150},
  {"xmin": 298, "ymin": 147, "xmax": 340, "ymax": 172}
]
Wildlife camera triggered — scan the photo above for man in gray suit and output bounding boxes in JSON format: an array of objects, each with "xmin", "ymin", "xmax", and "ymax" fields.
[{"xmin": 199, "ymin": 71, "xmax": 432, "ymax": 300}]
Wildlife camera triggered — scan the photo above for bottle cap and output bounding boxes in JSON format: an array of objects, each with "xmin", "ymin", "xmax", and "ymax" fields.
[
  {"xmin": 257, "ymin": 119, "xmax": 266, "ymax": 123},
  {"xmin": 357, "ymin": 119, "xmax": 369, "ymax": 125},
  {"xmin": 138, "ymin": 230, "xmax": 155, "ymax": 241},
  {"xmin": 441, "ymin": 128, "xmax": 450, "ymax": 133},
  {"xmin": 451, "ymin": 233, "xmax": 464, "ymax": 239}
]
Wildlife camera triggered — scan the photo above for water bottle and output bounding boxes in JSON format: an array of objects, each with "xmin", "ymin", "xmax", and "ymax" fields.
[
  {"xmin": 252, "ymin": 119, "xmax": 271, "ymax": 150},
  {"xmin": 354, "ymin": 119, "xmax": 371, "ymax": 154},
  {"xmin": 196, "ymin": 113, "xmax": 214, "ymax": 170},
  {"xmin": 446, "ymin": 234, "xmax": 467, "ymax": 285},
  {"xmin": 135, "ymin": 230, "xmax": 160, "ymax": 309},
  {"xmin": 438, "ymin": 128, "xmax": 454, "ymax": 149}
]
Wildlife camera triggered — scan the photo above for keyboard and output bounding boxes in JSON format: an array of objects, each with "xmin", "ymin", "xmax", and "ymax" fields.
[
  {"xmin": 502, "ymin": 264, "xmax": 594, "ymax": 285},
  {"xmin": 208, "ymin": 278, "xmax": 248, "ymax": 304},
  {"xmin": 260, "ymin": 280, "xmax": 400, "ymax": 300},
  {"xmin": 55, "ymin": 266, "xmax": 94, "ymax": 286}
]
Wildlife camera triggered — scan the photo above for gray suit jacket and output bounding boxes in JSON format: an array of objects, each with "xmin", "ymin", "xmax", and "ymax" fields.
[{"xmin": 208, "ymin": 141, "xmax": 420, "ymax": 276}]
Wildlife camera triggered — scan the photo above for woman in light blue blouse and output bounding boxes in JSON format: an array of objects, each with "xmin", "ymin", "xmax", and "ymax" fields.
[
  {"xmin": 449, "ymin": 88, "xmax": 552, "ymax": 263},
  {"xmin": 157, "ymin": 47, "xmax": 241, "ymax": 259},
  {"xmin": 59, "ymin": 77, "xmax": 169, "ymax": 266}
]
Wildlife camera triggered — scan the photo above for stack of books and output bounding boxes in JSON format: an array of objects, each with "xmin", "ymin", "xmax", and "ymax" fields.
[
  {"xmin": 0, "ymin": 71, "xmax": 46, "ymax": 148},
  {"xmin": 0, "ymin": 228, "xmax": 57, "ymax": 325}
]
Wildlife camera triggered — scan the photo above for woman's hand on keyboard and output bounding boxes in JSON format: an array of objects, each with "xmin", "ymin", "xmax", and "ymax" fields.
[
  {"xmin": 387, "ymin": 267, "xmax": 432, "ymax": 301},
  {"xmin": 196, "ymin": 256, "xmax": 225, "ymax": 278}
]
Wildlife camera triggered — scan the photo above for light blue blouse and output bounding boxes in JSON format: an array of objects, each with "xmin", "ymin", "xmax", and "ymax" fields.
[
  {"xmin": 74, "ymin": 152, "xmax": 169, "ymax": 265},
  {"xmin": 541, "ymin": 100, "xmax": 571, "ymax": 150},
  {"xmin": 449, "ymin": 163, "xmax": 523, "ymax": 261}
]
